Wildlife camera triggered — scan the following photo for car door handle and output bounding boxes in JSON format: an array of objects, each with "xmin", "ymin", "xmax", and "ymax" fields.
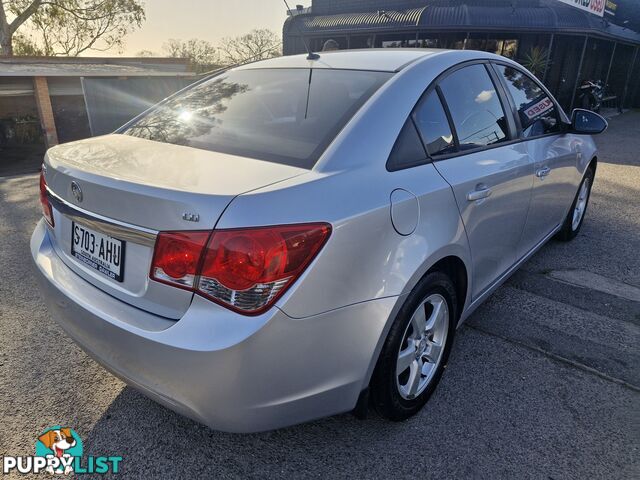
[
  {"xmin": 467, "ymin": 185, "xmax": 492, "ymax": 202},
  {"xmin": 536, "ymin": 166, "xmax": 551, "ymax": 178}
]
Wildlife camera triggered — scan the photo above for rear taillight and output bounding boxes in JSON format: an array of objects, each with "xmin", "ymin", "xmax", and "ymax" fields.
[
  {"xmin": 198, "ymin": 224, "xmax": 331, "ymax": 314},
  {"xmin": 149, "ymin": 223, "xmax": 331, "ymax": 315},
  {"xmin": 150, "ymin": 231, "xmax": 211, "ymax": 289},
  {"xmin": 39, "ymin": 169, "xmax": 54, "ymax": 227}
]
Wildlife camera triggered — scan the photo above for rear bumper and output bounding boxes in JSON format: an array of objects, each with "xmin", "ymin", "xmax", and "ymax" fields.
[{"xmin": 31, "ymin": 220, "xmax": 396, "ymax": 433}]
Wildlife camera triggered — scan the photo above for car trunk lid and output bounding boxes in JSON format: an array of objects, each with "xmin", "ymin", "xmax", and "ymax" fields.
[{"xmin": 43, "ymin": 134, "xmax": 306, "ymax": 319}]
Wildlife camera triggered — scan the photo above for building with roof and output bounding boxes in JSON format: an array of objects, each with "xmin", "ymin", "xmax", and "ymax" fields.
[
  {"xmin": 0, "ymin": 56, "xmax": 195, "ymax": 157},
  {"xmin": 283, "ymin": 0, "xmax": 640, "ymax": 111}
]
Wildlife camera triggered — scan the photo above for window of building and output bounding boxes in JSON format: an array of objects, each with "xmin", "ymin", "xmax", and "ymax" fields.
[
  {"xmin": 495, "ymin": 65, "xmax": 561, "ymax": 137},
  {"xmin": 412, "ymin": 91, "xmax": 456, "ymax": 157},
  {"xmin": 466, "ymin": 33, "xmax": 488, "ymax": 52},
  {"xmin": 350, "ymin": 35, "xmax": 374, "ymax": 49},
  {"xmin": 416, "ymin": 33, "xmax": 439, "ymax": 48},
  {"xmin": 439, "ymin": 33, "xmax": 467, "ymax": 50},
  {"xmin": 311, "ymin": 37, "xmax": 348, "ymax": 51},
  {"xmin": 375, "ymin": 33, "xmax": 418, "ymax": 48},
  {"xmin": 438, "ymin": 64, "xmax": 509, "ymax": 149},
  {"xmin": 466, "ymin": 34, "xmax": 518, "ymax": 59},
  {"xmin": 499, "ymin": 39, "xmax": 518, "ymax": 59}
]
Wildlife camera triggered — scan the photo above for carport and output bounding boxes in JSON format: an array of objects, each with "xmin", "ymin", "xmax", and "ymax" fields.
[{"xmin": 0, "ymin": 56, "xmax": 196, "ymax": 174}]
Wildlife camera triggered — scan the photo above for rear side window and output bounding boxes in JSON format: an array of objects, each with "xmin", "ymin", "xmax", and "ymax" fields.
[
  {"xmin": 122, "ymin": 68, "xmax": 392, "ymax": 168},
  {"xmin": 495, "ymin": 65, "xmax": 561, "ymax": 138},
  {"xmin": 412, "ymin": 91, "xmax": 455, "ymax": 157},
  {"xmin": 387, "ymin": 119, "xmax": 428, "ymax": 171},
  {"xmin": 438, "ymin": 64, "xmax": 509, "ymax": 150}
]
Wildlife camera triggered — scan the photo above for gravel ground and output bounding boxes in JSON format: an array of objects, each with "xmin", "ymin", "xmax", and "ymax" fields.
[{"xmin": 1, "ymin": 112, "xmax": 639, "ymax": 479}]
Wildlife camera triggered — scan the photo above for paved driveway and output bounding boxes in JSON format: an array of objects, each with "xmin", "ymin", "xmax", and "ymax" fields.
[{"xmin": 1, "ymin": 112, "xmax": 638, "ymax": 479}]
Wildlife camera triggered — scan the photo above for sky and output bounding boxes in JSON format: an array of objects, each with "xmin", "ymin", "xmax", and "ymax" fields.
[{"xmin": 117, "ymin": 0, "xmax": 312, "ymax": 56}]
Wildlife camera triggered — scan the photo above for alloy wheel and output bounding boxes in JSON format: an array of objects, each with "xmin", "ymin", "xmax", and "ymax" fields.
[
  {"xmin": 396, "ymin": 294, "xmax": 449, "ymax": 400},
  {"xmin": 572, "ymin": 178, "xmax": 590, "ymax": 231}
]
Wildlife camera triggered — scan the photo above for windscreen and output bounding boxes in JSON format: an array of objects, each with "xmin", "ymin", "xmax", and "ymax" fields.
[{"xmin": 122, "ymin": 68, "xmax": 393, "ymax": 168}]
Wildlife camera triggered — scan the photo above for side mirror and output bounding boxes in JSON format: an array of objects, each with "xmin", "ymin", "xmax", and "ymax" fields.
[{"xmin": 570, "ymin": 108, "xmax": 608, "ymax": 135}]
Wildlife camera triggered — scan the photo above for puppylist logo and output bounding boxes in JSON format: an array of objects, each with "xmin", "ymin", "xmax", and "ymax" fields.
[{"xmin": 2, "ymin": 426, "xmax": 122, "ymax": 475}]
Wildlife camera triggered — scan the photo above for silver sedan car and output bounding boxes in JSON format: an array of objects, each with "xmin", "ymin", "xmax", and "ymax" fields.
[{"xmin": 32, "ymin": 49, "xmax": 607, "ymax": 432}]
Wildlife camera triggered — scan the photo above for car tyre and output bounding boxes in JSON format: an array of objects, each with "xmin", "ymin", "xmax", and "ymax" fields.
[
  {"xmin": 556, "ymin": 167, "xmax": 594, "ymax": 242},
  {"xmin": 371, "ymin": 271, "xmax": 457, "ymax": 421}
]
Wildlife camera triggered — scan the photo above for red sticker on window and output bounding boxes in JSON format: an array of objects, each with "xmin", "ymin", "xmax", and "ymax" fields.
[{"xmin": 524, "ymin": 97, "xmax": 553, "ymax": 120}]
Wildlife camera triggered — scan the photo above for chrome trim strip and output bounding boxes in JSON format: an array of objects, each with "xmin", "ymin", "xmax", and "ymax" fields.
[{"xmin": 47, "ymin": 188, "xmax": 158, "ymax": 247}]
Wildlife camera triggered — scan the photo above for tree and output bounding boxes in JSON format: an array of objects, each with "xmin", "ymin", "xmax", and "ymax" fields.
[
  {"xmin": 162, "ymin": 38, "xmax": 220, "ymax": 73},
  {"xmin": 0, "ymin": 0, "xmax": 145, "ymax": 56},
  {"xmin": 218, "ymin": 28, "xmax": 281, "ymax": 66}
]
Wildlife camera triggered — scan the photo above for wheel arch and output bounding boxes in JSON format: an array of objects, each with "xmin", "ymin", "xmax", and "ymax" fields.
[
  {"xmin": 359, "ymin": 249, "xmax": 471, "ymax": 398},
  {"xmin": 401, "ymin": 246, "xmax": 472, "ymax": 324},
  {"xmin": 428, "ymin": 255, "xmax": 469, "ymax": 322}
]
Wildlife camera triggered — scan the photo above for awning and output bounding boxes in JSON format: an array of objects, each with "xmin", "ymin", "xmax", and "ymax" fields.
[
  {"xmin": 287, "ymin": 1, "xmax": 640, "ymax": 45},
  {"xmin": 0, "ymin": 57, "xmax": 196, "ymax": 78}
]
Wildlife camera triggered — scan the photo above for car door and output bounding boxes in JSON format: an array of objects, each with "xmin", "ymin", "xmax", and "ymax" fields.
[
  {"xmin": 418, "ymin": 63, "xmax": 533, "ymax": 299},
  {"xmin": 491, "ymin": 63, "xmax": 579, "ymax": 257}
]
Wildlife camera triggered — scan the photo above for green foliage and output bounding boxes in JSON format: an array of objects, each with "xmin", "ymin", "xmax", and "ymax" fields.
[
  {"xmin": 521, "ymin": 46, "xmax": 550, "ymax": 77},
  {"xmin": 12, "ymin": 32, "xmax": 45, "ymax": 55}
]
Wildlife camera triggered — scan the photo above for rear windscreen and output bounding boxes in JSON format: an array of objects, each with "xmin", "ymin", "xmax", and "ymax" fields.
[{"xmin": 122, "ymin": 68, "xmax": 393, "ymax": 168}]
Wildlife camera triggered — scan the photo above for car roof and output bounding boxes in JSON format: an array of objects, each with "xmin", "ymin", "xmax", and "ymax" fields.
[{"xmin": 235, "ymin": 48, "xmax": 454, "ymax": 73}]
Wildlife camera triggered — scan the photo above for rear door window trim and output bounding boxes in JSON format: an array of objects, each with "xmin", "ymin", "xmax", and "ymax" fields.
[
  {"xmin": 388, "ymin": 59, "xmax": 519, "ymax": 171},
  {"xmin": 388, "ymin": 59, "xmax": 570, "ymax": 172}
]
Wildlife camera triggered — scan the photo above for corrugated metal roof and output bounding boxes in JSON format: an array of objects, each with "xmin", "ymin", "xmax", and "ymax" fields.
[
  {"xmin": 420, "ymin": 6, "xmax": 467, "ymax": 27},
  {"xmin": 297, "ymin": 7, "xmax": 426, "ymax": 31},
  {"xmin": 288, "ymin": 1, "xmax": 640, "ymax": 44}
]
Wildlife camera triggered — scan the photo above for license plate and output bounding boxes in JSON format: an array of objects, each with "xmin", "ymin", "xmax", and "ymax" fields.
[{"xmin": 71, "ymin": 222, "xmax": 125, "ymax": 282}]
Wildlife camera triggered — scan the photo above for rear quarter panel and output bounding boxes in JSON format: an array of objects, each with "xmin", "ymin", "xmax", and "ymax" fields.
[{"xmin": 216, "ymin": 163, "xmax": 470, "ymax": 320}]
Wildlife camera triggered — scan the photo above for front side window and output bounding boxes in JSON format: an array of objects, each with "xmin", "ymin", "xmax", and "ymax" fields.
[
  {"xmin": 495, "ymin": 65, "xmax": 561, "ymax": 138},
  {"xmin": 123, "ymin": 68, "xmax": 392, "ymax": 168},
  {"xmin": 438, "ymin": 64, "xmax": 509, "ymax": 150}
]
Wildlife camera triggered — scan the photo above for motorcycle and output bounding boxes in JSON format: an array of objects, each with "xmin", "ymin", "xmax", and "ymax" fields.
[{"xmin": 578, "ymin": 79, "xmax": 605, "ymax": 113}]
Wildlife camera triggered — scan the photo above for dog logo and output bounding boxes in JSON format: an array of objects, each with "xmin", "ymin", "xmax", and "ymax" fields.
[
  {"xmin": 36, "ymin": 426, "xmax": 82, "ymax": 475},
  {"xmin": 2, "ymin": 425, "xmax": 122, "ymax": 475}
]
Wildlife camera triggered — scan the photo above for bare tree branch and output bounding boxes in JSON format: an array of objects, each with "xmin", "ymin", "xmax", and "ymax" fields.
[
  {"xmin": 8, "ymin": 0, "xmax": 41, "ymax": 34},
  {"xmin": 218, "ymin": 28, "xmax": 282, "ymax": 66},
  {"xmin": 4, "ymin": 0, "xmax": 144, "ymax": 56},
  {"xmin": 162, "ymin": 38, "xmax": 220, "ymax": 73}
]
